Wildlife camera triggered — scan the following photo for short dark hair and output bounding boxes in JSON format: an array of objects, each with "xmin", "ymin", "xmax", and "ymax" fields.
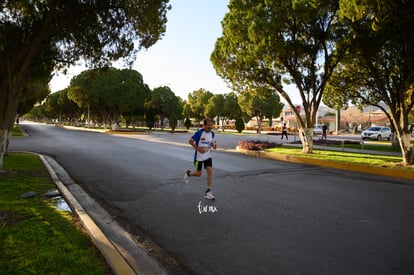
[{"xmin": 204, "ymin": 118, "xmax": 214, "ymax": 125}]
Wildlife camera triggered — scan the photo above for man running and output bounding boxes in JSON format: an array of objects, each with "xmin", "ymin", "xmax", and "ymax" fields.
[{"xmin": 183, "ymin": 118, "xmax": 217, "ymax": 200}]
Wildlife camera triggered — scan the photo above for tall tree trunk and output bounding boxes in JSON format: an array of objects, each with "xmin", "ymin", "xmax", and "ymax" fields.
[
  {"xmin": 268, "ymin": 116, "xmax": 273, "ymax": 127},
  {"xmin": 0, "ymin": 20, "xmax": 48, "ymax": 168},
  {"xmin": 299, "ymin": 128, "xmax": 314, "ymax": 154},
  {"xmin": 388, "ymin": 106, "xmax": 414, "ymax": 165},
  {"xmin": 398, "ymin": 132, "xmax": 414, "ymax": 165},
  {"xmin": 256, "ymin": 115, "xmax": 263, "ymax": 134},
  {"xmin": 352, "ymin": 124, "xmax": 358, "ymax": 135},
  {"xmin": 0, "ymin": 79, "xmax": 23, "ymax": 169},
  {"xmin": 0, "ymin": 129, "xmax": 9, "ymax": 169}
]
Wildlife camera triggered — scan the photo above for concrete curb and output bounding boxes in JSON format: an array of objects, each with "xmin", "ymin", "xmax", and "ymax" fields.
[
  {"xmin": 32, "ymin": 153, "xmax": 168, "ymax": 275},
  {"xmin": 236, "ymin": 147, "xmax": 414, "ymax": 180},
  {"xmin": 38, "ymin": 154, "xmax": 137, "ymax": 275}
]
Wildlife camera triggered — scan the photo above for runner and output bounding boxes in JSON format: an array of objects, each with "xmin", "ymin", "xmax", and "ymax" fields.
[{"xmin": 183, "ymin": 118, "xmax": 217, "ymax": 200}]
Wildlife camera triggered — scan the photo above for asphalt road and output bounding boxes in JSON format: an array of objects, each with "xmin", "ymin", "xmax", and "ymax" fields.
[{"xmin": 10, "ymin": 123, "xmax": 414, "ymax": 275}]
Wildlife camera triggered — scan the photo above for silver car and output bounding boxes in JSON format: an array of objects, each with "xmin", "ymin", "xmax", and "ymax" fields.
[
  {"xmin": 313, "ymin": 125, "xmax": 323, "ymax": 135},
  {"xmin": 361, "ymin": 126, "xmax": 392, "ymax": 140}
]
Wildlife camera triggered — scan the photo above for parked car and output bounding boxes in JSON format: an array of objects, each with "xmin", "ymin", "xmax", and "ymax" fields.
[
  {"xmin": 361, "ymin": 126, "xmax": 392, "ymax": 140},
  {"xmin": 313, "ymin": 125, "xmax": 323, "ymax": 135}
]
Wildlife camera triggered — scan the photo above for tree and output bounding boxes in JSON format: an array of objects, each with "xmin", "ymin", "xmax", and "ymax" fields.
[
  {"xmin": 171, "ymin": 97, "xmax": 185, "ymax": 131},
  {"xmin": 187, "ymin": 88, "xmax": 213, "ymax": 128},
  {"xmin": 148, "ymin": 86, "xmax": 182, "ymax": 131},
  {"xmin": 258, "ymin": 88, "xmax": 284, "ymax": 128},
  {"xmin": 42, "ymin": 89, "xmax": 82, "ymax": 125},
  {"xmin": 340, "ymin": 106, "xmax": 369, "ymax": 134},
  {"xmin": 43, "ymin": 92, "xmax": 61, "ymax": 121},
  {"xmin": 223, "ymin": 92, "xmax": 242, "ymax": 121},
  {"xmin": 18, "ymin": 77, "xmax": 51, "ymax": 120},
  {"xmin": 211, "ymin": 0, "xmax": 347, "ymax": 153},
  {"xmin": 120, "ymin": 69, "xmax": 151, "ymax": 128},
  {"xmin": 58, "ymin": 90, "xmax": 83, "ymax": 125},
  {"xmin": 182, "ymin": 102, "xmax": 193, "ymax": 123},
  {"xmin": 184, "ymin": 118, "xmax": 192, "ymax": 130},
  {"xmin": 205, "ymin": 94, "xmax": 225, "ymax": 130},
  {"xmin": 0, "ymin": 0, "xmax": 170, "ymax": 168},
  {"xmin": 238, "ymin": 88, "xmax": 283, "ymax": 134},
  {"xmin": 22, "ymin": 105, "xmax": 48, "ymax": 122},
  {"xmin": 235, "ymin": 117, "xmax": 245, "ymax": 133},
  {"xmin": 1, "ymin": 46, "xmax": 53, "ymax": 164},
  {"xmin": 144, "ymin": 105, "xmax": 157, "ymax": 131},
  {"xmin": 329, "ymin": 0, "xmax": 414, "ymax": 164},
  {"xmin": 205, "ymin": 92, "xmax": 243, "ymax": 131},
  {"xmin": 67, "ymin": 69, "xmax": 98, "ymax": 126},
  {"xmin": 68, "ymin": 68, "xmax": 150, "ymax": 128}
]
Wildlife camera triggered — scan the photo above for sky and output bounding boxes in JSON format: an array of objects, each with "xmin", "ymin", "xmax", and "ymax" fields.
[{"xmin": 50, "ymin": 0, "xmax": 232, "ymax": 100}]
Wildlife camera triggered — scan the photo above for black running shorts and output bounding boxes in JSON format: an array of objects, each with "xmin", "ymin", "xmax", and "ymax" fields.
[{"xmin": 194, "ymin": 158, "xmax": 212, "ymax": 171}]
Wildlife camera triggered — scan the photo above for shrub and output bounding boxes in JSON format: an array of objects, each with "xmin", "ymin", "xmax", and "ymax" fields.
[
  {"xmin": 235, "ymin": 117, "xmax": 245, "ymax": 133},
  {"xmin": 238, "ymin": 140, "xmax": 281, "ymax": 151},
  {"xmin": 184, "ymin": 118, "xmax": 191, "ymax": 129}
]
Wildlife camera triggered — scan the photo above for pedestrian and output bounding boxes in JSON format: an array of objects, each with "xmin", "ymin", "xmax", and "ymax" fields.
[
  {"xmin": 322, "ymin": 124, "xmax": 328, "ymax": 139},
  {"xmin": 281, "ymin": 123, "xmax": 288, "ymax": 140},
  {"xmin": 183, "ymin": 118, "xmax": 217, "ymax": 200}
]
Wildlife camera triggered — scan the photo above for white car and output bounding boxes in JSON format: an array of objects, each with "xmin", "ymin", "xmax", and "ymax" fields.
[
  {"xmin": 361, "ymin": 126, "xmax": 392, "ymax": 140},
  {"xmin": 313, "ymin": 125, "xmax": 323, "ymax": 135}
]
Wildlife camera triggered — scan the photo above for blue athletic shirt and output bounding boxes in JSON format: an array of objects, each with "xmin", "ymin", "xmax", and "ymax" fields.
[{"xmin": 191, "ymin": 129, "xmax": 215, "ymax": 161}]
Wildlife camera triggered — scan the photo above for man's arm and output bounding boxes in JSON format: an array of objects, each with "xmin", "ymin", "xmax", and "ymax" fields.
[
  {"xmin": 189, "ymin": 138, "xmax": 205, "ymax": 153},
  {"xmin": 211, "ymin": 140, "xmax": 217, "ymax": 150},
  {"xmin": 189, "ymin": 138, "xmax": 197, "ymax": 150}
]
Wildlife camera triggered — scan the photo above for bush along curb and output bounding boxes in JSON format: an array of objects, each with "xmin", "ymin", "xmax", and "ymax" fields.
[{"xmin": 236, "ymin": 147, "xmax": 414, "ymax": 181}]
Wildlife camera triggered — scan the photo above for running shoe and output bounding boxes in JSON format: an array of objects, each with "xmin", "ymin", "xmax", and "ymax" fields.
[
  {"xmin": 183, "ymin": 170, "xmax": 191, "ymax": 184},
  {"xmin": 204, "ymin": 190, "xmax": 215, "ymax": 200}
]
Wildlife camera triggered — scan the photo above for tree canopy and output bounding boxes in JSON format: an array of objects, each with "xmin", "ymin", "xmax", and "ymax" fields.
[
  {"xmin": 325, "ymin": 0, "xmax": 414, "ymax": 164},
  {"xmin": 68, "ymin": 67, "xmax": 150, "ymax": 127},
  {"xmin": 205, "ymin": 93, "xmax": 243, "ymax": 131},
  {"xmin": 211, "ymin": 0, "xmax": 347, "ymax": 152},
  {"xmin": 147, "ymin": 86, "xmax": 183, "ymax": 131},
  {"xmin": 0, "ymin": 0, "xmax": 170, "ymax": 167},
  {"xmin": 187, "ymin": 88, "xmax": 214, "ymax": 127},
  {"xmin": 238, "ymin": 88, "xmax": 283, "ymax": 134}
]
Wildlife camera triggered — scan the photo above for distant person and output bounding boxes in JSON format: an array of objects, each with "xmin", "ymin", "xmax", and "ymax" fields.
[
  {"xmin": 183, "ymin": 118, "xmax": 217, "ymax": 200},
  {"xmin": 281, "ymin": 123, "xmax": 288, "ymax": 140},
  {"xmin": 322, "ymin": 124, "xmax": 328, "ymax": 139}
]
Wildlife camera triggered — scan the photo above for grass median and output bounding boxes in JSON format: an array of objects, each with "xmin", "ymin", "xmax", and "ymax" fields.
[
  {"xmin": 0, "ymin": 152, "xmax": 112, "ymax": 274},
  {"xmin": 266, "ymin": 146, "xmax": 411, "ymax": 170}
]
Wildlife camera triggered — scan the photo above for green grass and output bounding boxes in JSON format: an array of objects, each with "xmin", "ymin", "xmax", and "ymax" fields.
[
  {"xmin": 266, "ymin": 146, "xmax": 412, "ymax": 170},
  {"xmin": 0, "ymin": 153, "xmax": 112, "ymax": 274},
  {"xmin": 11, "ymin": 125, "xmax": 24, "ymax": 137}
]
